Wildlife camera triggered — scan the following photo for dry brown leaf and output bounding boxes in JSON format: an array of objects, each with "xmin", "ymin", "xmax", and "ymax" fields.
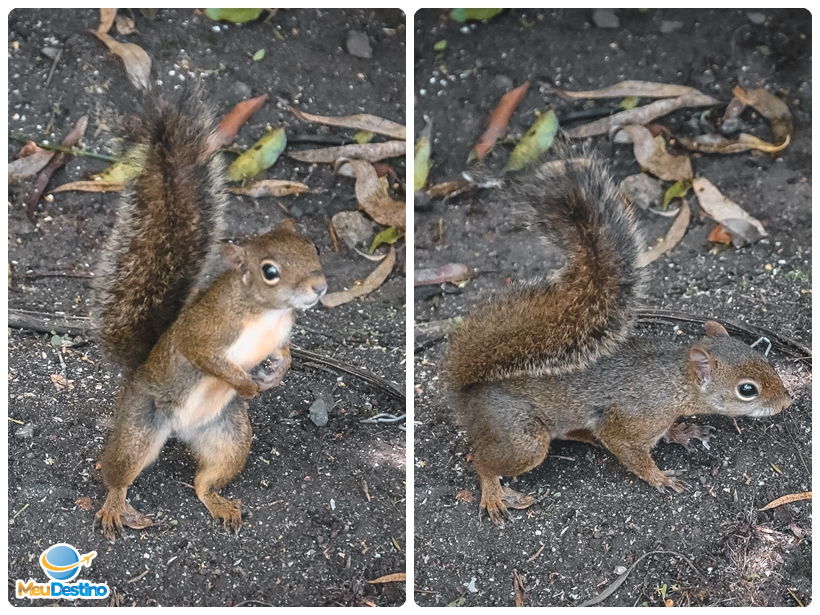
[
  {"xmin": 455, "ymin": 489, "xmax": 474, "ymax": 503},
  {"xmin": 74, "ymin": 496, "xmax": 94, "ymax": 511},
  {"xmin": 288, "ymin": 141, "xmax": 405, "ymax": 164},
  {"xmin": 426, "ymin": 179, "xmax": 471, "ymax": 199},
  {"xmin": 115, "ymin": 14, "xmax": 136, "ymax": 35},
  {"xmin": 9, "ymin": 146, "xmax": 54, "ymax": 181},
  {"xmin": 637, "ymin": 200, "xmax": 691, "ymax": 266},
  {"xmin": 549, "ymin": 80, "xmax": 701, "ymax": 100},
  {"xmin": 50, "ymin": 373, "xmax": 75, "ymax": 391},
  {"xmin": 566, "ymin": 92, "xmax": 719, "ymax": 138},
  {"xmin": 471, "ymin": 81, "xmax": 530, "ymax": 161},
  {"xmin": 97, "ymin": 8, "xmax": 117, "ymax": 33},
  {"xmin": 52, "ymin": 180, "xmax": 125, "ymax": 193},
  {"xmin": 336, "ymin": 159, "xmax": 405, "ymax": 229},
  {"xmin": 617, "ymin": 125, "xmax": 692, "ymax": 181},
  {"xmin": 759, "ymin": 491, "xmax": 812, "ymax": 511},
  {"xmin": 229, "ymin": 180, "xmax": 311, "ymax": 198},
  {"xmin": 513, "ymin": 570, "xmax": 527, "ymax": 607},
  {"xmin": 677, "ymin": 133, "xmax": 790, "ymax": 155},
  {"xmin": 367, "ymin": 572, "xmax": 406, "ymax": 584},
  {"xmin": 414, "ymin": 263, "xmax": 469, "ymax": 286},
  {"xmin": 706, "ymin": 223, "xmax": 733, "ymax": 245},
  {"xmin": 693, "ymin": 177, "xmax": 767, "ymax": 246},
  {"xmin": 288, "ymin": 106, "xmax": 405, "ymax": 140},
  {"xmin": 732, "ymin": 85, "xmax": 793, "ymax": 149},
  {"xmin": 212, "ymin": 94, "xmax": 269, "ymax": 151},
  {"xmin": 89, "ymin": 29, "xmax": 152, "ymax": 91},
  {"xmin": 320, "ymin": 246, "xmax": 396, "ymax": 308}
]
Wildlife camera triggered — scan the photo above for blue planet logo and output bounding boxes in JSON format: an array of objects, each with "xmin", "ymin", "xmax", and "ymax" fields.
[{"xmin": 39, "ymin": 544, "xmax": 96, "ymax": 581}]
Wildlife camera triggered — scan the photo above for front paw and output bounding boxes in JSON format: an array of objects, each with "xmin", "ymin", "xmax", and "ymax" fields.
[
  {"xmin": 253, "ymin": 369, "xmax": 283, "ymax": 392},
  {"xmin": 663, "ymin": 422, "xmax": 715, "ymax": 451}
]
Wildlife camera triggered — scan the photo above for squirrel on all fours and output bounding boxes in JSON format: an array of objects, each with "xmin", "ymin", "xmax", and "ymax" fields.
[
  {"xmin": 444, "ymin": 152, "xmax": 792, "ymax": 524},
  {"xmin": 92, "ymin": 90, "xmax": 327, "ymax": 539}
]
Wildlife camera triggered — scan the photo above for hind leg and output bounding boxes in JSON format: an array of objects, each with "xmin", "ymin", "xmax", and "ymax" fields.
[
  {"xmin": 97, "ymin": 383, "xmax": 171, "ymax": 539},
  {"xmin": 467, "ymin": 396, "xmax": 551, "ymax": 524},
  {"xmin": 179, "ymin": 398, "xmax": 252, "ymax": 530}
]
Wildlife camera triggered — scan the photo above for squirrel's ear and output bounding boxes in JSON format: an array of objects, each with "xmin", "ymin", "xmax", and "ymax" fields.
[
  {"xmin": 688, "ymin": 346, "xmax": 713, "ymax": 385},
  {"xmin": 704, "ymin": 320, "xmax": 729, "ymax": 338},
  {"xmin": 221, "ymin": 243, "xmax": 247, "ymax": 271},
  {"xmin": 277, "ymin": 218, "xmax": 297, "ymax": 233}
]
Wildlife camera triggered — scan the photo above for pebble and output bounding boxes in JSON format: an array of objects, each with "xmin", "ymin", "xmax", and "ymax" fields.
[
  {"xmin": 660, "ymin": 20, "xmax": 683, "ymax": 34},
  {"xmin": 592, "ymin": 8, "xmax": 619, "ymax": 29},
  {"xmin": 346, "ymin": 30, "xmax": 372, "ymax": 59},
  {"xmin": 619, "ymin": 174, "xmax": 662, "ymax": 211},
  {"xmin": 15, "ymin": 423, "xmax": 34, "ymax": 439},
  {"xmin": 747, "ymin": 12, "xmax": 766, "ymax": 25}
]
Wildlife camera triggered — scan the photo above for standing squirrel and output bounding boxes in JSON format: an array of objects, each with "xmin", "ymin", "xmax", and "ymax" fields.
[
  {"xmin": 92, "ymin": 92, "xmax": 327, "ymax": 539},
  {"xmin": 445, "ymin": 153, "xmax": 792, "ymax": 524}
]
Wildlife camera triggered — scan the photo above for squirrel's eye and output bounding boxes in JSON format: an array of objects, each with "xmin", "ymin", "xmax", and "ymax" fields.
[
  {"xmin": 736, "ymin": 381, "xmax": 759, "ymax": 400},
  {"xmin": 261, "ymin": 261, "xmax": 280, "ymax": 284}
]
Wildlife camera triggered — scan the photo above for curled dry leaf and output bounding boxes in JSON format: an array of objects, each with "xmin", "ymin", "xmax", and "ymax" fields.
[
  {"xmin": 707, "ymin": 223, "xmax": 733, "ymax": 245},
  {"xmin": 212, "ymin": 94, "xmax": 269, "ymax": 151},
  {"xmin": 97, "ymin": 8, "xmax": 117, "ymax": 34},
  {"xmin": 89, "ymin": 29, "xmax": 152, "ymax": 91},
  {"xmin": 115, "ymin": 14, "xmax": 136, "ymax": 35},
  {"xmin": 759, "ymin": 491, "xmax": 812, "ymax": 511},
  {"xmin": 566, "ymin": 91, "xmax": 719, "ymax": 139},
  {"xmin": 637, "ymin": 200, "xmax": 691, "ymax": 267},
  {"xmin": 426, "ymin": 179, "xmax": 472, "ymax": 199},
  {"xmin": 50, "ymin": 373, "xmax": 75, "ymax": 391},
  {"xmin": 229, "ymin": 180, "xmax": 311, "ymax": 198},
  {"xmin": 677, "ymin": 133, "xmax": 790, "ymax": 155},
  {"xmin": 52, "ymin": 180, "xmax": 125, "ymax": 193},
  {"xmin": 471, "ymin": 81, "xmax": 530, "ymax": 161},
  {"xmin": 414, "ymin": 263, "xmax": 470, "ymax": 286},
  {"xmin": 288, "ymin": 105, "xmax": 405, "ymax": 140},
  {"xmin": 336, "ymin": 158, "xmax": 405, "ymax": 229},
  {"xmin": 367, "ymin": 572, "xmax": 406, "ymax": 584},
  {"xmin": 9, "ymin": 144, "xmax": 54, "ymax": 181},
  {"xmin": 289, "ymin": 140, "xmax": 406, "ymax": 164},
  {"xmin": 732, "ymin": 85, "xmax": 793, "ymax": 148},
  {"xmin": 693, "ymin": 177, "xmax": 767, "ymax": 246},
  {"xmin": 617, "ymin": 125, "xmax": 693, "ymax": 182},
  {"xmin": 320, "ymin": 246, "xmax": 396, "ymax": 308},
  {"xmin": 548, "ymin": 80, "xmax": 701, "ymax": 100},
  {"xmin": 27, "ymin": 116, "xmax": 88, "ymax": 217}
]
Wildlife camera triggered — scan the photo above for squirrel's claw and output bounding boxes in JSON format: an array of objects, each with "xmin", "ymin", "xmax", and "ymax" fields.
[
  {"xmin": 654, "ymin": 470, "xmax": 686, "ymax": 494},
  {"xmin": 95, "ymin": 502, "xmax": 152, "ymax": 540},
  {"xmin": 663, "ymin": 422, "xmax": 716, "ymax": 452}
]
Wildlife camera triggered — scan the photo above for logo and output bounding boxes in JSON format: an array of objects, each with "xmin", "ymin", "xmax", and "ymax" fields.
[{"xmin": 15, "ymin": 543, "xmax": 109, "ymax": 600}]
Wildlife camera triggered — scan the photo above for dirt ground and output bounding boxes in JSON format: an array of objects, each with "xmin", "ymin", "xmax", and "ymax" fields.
[
  {"xmin": 8, "ymin": 8, "xmax": 405, "ymax": 606},
  {"xmin": 414, "ymin": 8, "xmax": 811, "ymax": 607}
]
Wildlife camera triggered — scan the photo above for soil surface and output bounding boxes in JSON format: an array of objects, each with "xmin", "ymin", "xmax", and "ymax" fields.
[
  {"xmin": 414, "ymin": 8, "xmax": 811, "ymax": 607},
  {"xmin": 8, "ymin": 8, "xmax": 405, "ymax": 607}
]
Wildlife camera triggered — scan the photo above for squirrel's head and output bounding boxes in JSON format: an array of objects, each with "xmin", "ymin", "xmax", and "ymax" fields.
[
  {"xmin": 222, "ymin": 219, "xmax": 327, "ymax": 311},
  {"xmin": 687, "ymin": 321, "xmax": 791, "ymax": 418}
]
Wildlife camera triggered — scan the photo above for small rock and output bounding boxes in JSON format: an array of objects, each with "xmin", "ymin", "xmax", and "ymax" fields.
[
  {"xmin": 40, "ymin": 46, "xmax": 59, "ymax": 60},
  {"xmin": 747, "ymin": 12, "xmax": 766, "ymax": 25},
  {"xmin": 308, "ymin": 394, "xmax": 331, "ymax": 427},
  {"xmin": 492, "ymin": 74, "xmax": 514, "ymax": 91},
  {"xmin": 592, "ymin": 8, "xmax": 619, "ymax": 29},
  {"xmin": 659, "ymin": 20, "xmax": 683, "ymax": 34},
  {"xmin": 619, "ymin": 173, "xmax": 662, "ymax": 211},
  {"xmin": 719, "ymin": 117, "xmax": 747, "ymax": 136},
  {"xmin": 614, "ymin": 565, "xmax": 628, "ymax": 575},
  {"xmin": 234, "ymin": 81, "xmax": 252, "ymax": 101},
  {"xmin": 15, "ymin": 423, "xmax": 34, "ymax": 439},
  {"xmin": 346, "ymin": 30, "xmax": 372, "ymax": 59},
  {"xmin": 331, "ymin": 210, "xmax": 375, "ymax": 248}
]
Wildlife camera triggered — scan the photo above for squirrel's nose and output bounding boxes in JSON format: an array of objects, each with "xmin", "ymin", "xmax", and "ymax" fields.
[{"xmin": 312, "ymin": 279, "xmax": 328, "ymax": 296}]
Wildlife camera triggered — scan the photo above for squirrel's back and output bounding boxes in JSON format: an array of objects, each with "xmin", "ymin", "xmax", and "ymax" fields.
[
  {"xmin": 445, "ymin": 153, "xmax": 645, "ymax": 390},
  {"xmin": 93, "ymin": 89, "xmax": 226, "ymax": 370}
]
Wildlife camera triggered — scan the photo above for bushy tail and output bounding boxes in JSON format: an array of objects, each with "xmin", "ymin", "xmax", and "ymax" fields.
[
  {"xmin": 93, "ymin": 88, "xmax": 226, "ymax": 370},
  {"xmin": 445, "ymin": 153, "xmax": 645, "ymax": 390}
]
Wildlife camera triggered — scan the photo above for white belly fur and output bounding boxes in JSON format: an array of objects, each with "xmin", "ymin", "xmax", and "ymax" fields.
[{"xmin": 174, "ymin": 309, "xmax": 294, "ymax": 431}]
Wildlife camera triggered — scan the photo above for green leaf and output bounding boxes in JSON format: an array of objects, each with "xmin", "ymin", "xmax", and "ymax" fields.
[
  {"xmin": 93, "ymin": 145, "xmax": 146, "ymax": 183},
  {"xmin": 252, "ymin": 48, "xmax": 265, "ymax": 61},
  {"xmin": 369, "ymin": 227, "xmax": 404, "ymax": 253},
  {"xmin": 662, "ymin": 179, "xmax": 691, "ymax": 208},
  {"xmin": 226, "ymin": 127, "xmax": 287, "ymax": 182},
  {"xmin": 353, "ymin": 130, "xmax": 374, "ymax": 144},
  {"xmin": 619, "ymin": 95, "xmax": 639, "ymax": 110},
  {"xmin": 203, "ymin": 8, "xmax": 264, "ymax": 23},
  {"xmin": 414, "ymin": 134, "xmax": 431, "ymax": 191},
  {"xmin": 504, "ymin": 109, "xmax": 559, "ymax": 172},
  {"xmin": 433, "ymin": 39, "xmax": 447, "ymax": 51},
  {"xmin": 450, "ymin": 8, "xmax": 503, "ymax": 22}
]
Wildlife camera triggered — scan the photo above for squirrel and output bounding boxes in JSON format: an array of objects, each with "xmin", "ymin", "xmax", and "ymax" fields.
[
  {"xmin": 92, "ymin": 90, "xmax": 327, "ymax": 539},
  {"xmin": 445, "ymin": 152, "xmax": 792, "ymax": 524}
]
